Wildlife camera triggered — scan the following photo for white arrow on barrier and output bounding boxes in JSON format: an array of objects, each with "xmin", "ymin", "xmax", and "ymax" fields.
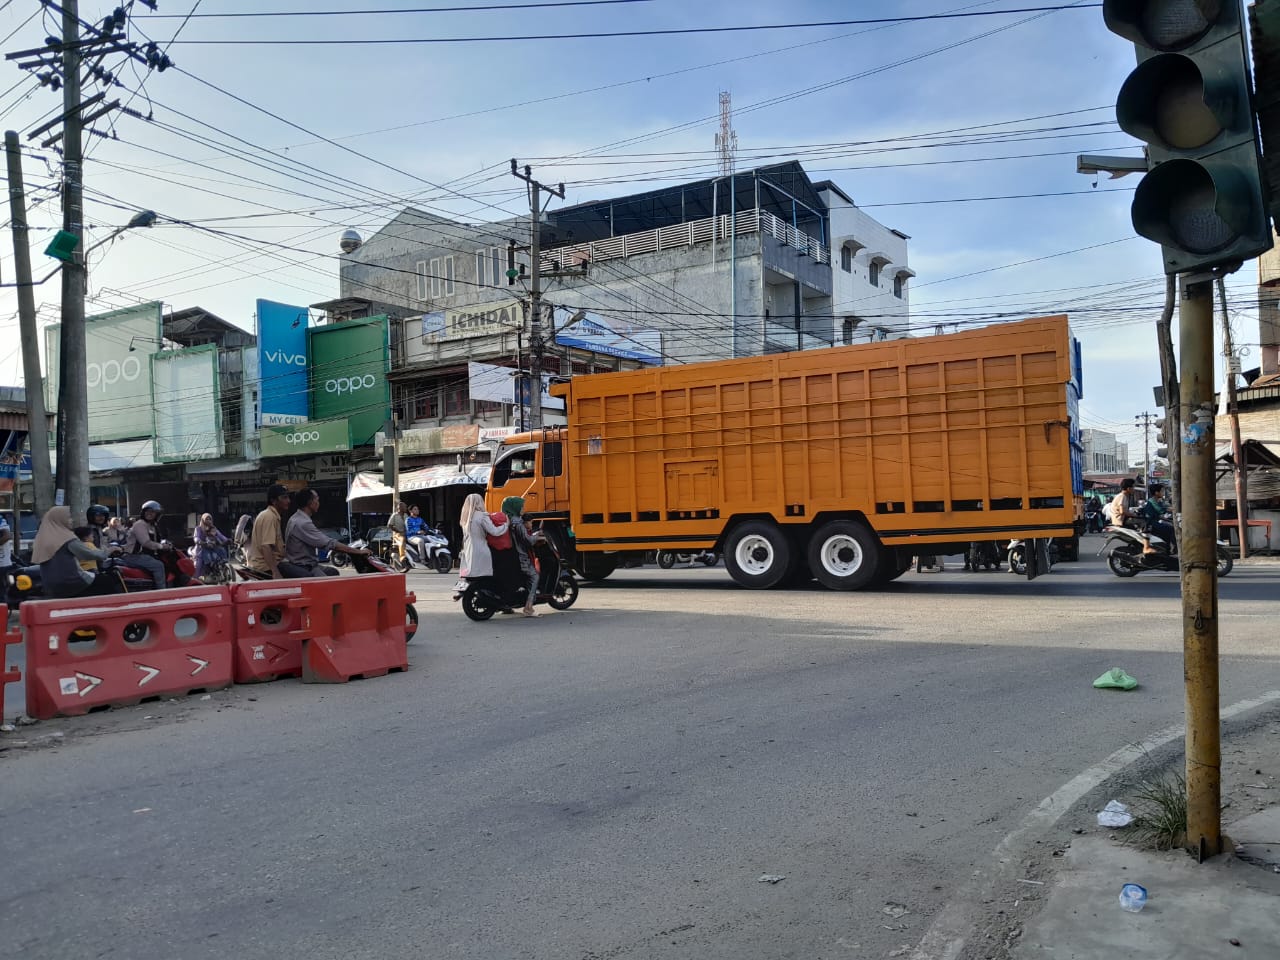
[
  {"xmin": 187, "ymin": 656, "xmax": 209, "ymax": 676},
  {"xmin": 75, "ymin": 672, "xmax": 102, "ymax": 697},
  {"xmin": 135, "ymin": 663, "xmax": 161, "ymax": 686}
]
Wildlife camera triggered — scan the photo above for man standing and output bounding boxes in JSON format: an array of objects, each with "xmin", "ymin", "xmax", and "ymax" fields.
[
  {"xmin": 283, "ymin": 488, "xmax": 367, "ymax": 577},
  {"xmin": 121, "ymin": 500, "xmax": 167, "ymax": 589},
  {"xmin": 247, "ymin": 484, "xmax": 291, "ymax": 579},
  {"xmin": 388, "ymin": 500, "xmax": 409, "ymax": 567}
]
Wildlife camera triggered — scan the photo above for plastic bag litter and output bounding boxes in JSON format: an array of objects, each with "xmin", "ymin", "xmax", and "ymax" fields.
[
  {"xmin": 1097, "ymin": 799, "xmax": 1135, "ymax": 828},
  {"xmin": 1093, "ymin": 668, "xmax": 1138, "ymax": 691}
]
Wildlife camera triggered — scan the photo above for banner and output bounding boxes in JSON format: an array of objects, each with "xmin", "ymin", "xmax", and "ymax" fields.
[
  {"xmin": 257, "ymin": 299, "xmax": 310, "ymax": 425},
  {"xmin": 45, "ymin": 301, "xmax": 163, "ymax": 442},
  {"xmin": 554, "ymin": 308, "xmax": 662, "ymax": 364},
  {"xmin": 261, "ymin": 417, "xmax": 351, "ymax": 457},
  {"xmin": 308, "ymin": 316, "xmax": 389, "ymax": 447},
  {"xmin": 468, "ymin": 360, "xmax": 564, "ymax": 410},
  {"xmin": 152, "ymin": 345, "xmax": 223, "ymax": 462}
]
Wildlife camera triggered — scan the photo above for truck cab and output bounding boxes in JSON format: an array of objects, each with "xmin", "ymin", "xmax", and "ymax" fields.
[{"xmin": 486, "ymin": 428, "xmax": 571, "ymax": 519}]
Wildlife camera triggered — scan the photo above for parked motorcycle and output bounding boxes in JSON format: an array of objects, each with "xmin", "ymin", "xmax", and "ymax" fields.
[
  {"xmin": 1101, "ymin": 523, "xmax": 1233, "ymax": 578},
  {"xmin": 232, "ymin": 550, "xmax": 420, "ymax": 642},
  {"xmin": 1006, "ymin": 538, "xmax": 1055, "ymax": 576},
  {"xmin": 459, "ymin": 536, "xmax": 579, "ymax": 621},
  {"xmin": 656, "ymin": 549, "xmax": 720, "ymax": 568}
]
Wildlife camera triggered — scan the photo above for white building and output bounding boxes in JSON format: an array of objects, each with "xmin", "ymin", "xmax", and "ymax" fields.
[
  {"xmin": 816, "ymin": 181, "xmax": 913, "ymax": 344},
  {"xmin": 1081, "ymin": 428, "xmax": 1130, "ymax": 474}
]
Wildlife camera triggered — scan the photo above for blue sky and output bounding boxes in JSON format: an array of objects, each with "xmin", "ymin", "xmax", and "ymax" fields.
[{"xmin": 0, "ymin": 0, "xmax": 1261, "ymax": 455}]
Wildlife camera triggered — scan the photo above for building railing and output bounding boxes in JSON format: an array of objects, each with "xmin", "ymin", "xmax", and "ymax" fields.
[{"xmin": 541, "ymin": 208, "xmax": 830, "ymax": 271}]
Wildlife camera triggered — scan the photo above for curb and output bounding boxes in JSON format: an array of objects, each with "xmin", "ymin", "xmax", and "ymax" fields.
[{"xmin": 908, "ymin": 689, "xmax": 1280, "ymax": 960}]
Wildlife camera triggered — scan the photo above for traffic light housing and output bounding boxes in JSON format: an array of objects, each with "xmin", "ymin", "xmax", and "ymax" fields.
[
  {"xmin": 382, "ymin": 445, "xmax": 397, "ymax": 488},
  {"xmin": 1104, "ymin": 0, "xmax": 1273, "ymax": 273},
  {"xmin": 1154, "ymin": 416, "xmax": 1169, "ymax": 459}
]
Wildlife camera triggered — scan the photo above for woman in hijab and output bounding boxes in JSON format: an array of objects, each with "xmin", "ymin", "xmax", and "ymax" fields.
[
  {"xmin": 502, "ymin": 497, "xmax": 542, "ymax": 617},
  {"xmin": 192, "ymin": 512, "xmax": 230, "ymax": 579},
  {"xmin": 32, "ymin": 506, "xmax": 122, "ymax": 598},
  {"xmin": 456, "ymin": 493, "xmax": 508, "ymax": 594}
]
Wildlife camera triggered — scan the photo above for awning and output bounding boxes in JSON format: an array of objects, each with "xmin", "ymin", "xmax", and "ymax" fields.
[
  {"xmin": 186, "ymin": 460, "xmax": 260, "ymax": 477},
  {"xmin": 347, "ymin": 464, "xmax": 491, "ymax": 502},
  {"xmin": 1214, "ymin": 439, "xmax": 1280, "ymax": 467}
]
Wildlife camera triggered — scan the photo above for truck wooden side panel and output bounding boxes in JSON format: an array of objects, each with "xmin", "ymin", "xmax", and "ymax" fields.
[{"xmin": 559, "ymin": 316, "xmax": 1077, "ymax": 549}]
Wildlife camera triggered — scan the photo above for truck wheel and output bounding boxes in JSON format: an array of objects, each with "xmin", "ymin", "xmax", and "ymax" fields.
[
  {"xmin": 808, "ymin": 520, "xmax": 880, "ymax": 591},
  {"xmin": 725, "ymin": 521, "xmax": 792, "ymax": 589},
  {"xmin": 576, "ymin": 554, "xmax": 617, "ymax": 582}
]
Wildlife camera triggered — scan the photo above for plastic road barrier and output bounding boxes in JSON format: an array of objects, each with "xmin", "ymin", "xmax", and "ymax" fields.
[
  {"xmin": 288, "ymin": 573, "xmax": 410, "ymax": 683},
  {"xmin": 229, "ymin": 581, "xmax": 306, "ymax": 683}
]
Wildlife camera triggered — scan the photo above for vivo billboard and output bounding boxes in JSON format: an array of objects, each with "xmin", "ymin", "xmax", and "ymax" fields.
[
  {"xmin": 308, "ymin": 316, "xmax": 389, "ymax": 447},
  {"xmin": 45, "ymin": 301, "xmax": 163, "ymax": 442},
  {"xmin": 257, "ymin": 299, "xmax": 309, "ymax": 425}
]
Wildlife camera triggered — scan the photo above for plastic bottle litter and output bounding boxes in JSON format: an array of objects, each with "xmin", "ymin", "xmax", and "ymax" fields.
[{"xmin": 1118, "ymin": 883, "xmax": 1148, "ymax": 913}]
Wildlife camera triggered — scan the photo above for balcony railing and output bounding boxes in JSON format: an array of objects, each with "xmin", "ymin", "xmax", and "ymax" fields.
[{"xmin": 541, "ymin": 209, "xmax": 830, "ymax": 271}]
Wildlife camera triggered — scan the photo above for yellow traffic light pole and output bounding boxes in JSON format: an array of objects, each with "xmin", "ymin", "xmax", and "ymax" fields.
[{"xmin": 1179, "ymin": 274, "xmax": 1221, "ymax": 860}]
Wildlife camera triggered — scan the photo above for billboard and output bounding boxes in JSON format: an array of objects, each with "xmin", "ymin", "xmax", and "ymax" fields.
[
  {"xmin": 260, "ymin": 417, "xmax": 351, "ymax": 458},
  {"xmin": 308, "ymin": 316, "xmax": 389, "ymax": 447},
  {"xmin": 553, "ymin": 309, "xmax": 662, "ymax": 364},
  {"xmin": 421, "ymin": 299, "xmax": 536, "ymax": 342},
  {"xmin": 45, "ymin": 301, "xmax": 163, "ymax": 442},
  {"xmin": 151, "ymin": 345, "xmax": 222, "ymax": 462},
  {"xmin": 257, "ymin": 299, "xmax": 309, "ymax": 425},
  {"xmin": 468, "ymin": 361, "xmax": 565, "ymax": 411}
]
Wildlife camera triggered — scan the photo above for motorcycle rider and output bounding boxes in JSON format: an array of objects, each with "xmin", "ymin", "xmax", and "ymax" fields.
[
  {"xmin": 404, "ymin": 504, "xmax": 426, "ymax": 566},
  {"xmin": 1109, "ymin": 478, "xmax": 1139, "ymax": 531},
  {"xmin": 247, "ymin": 484, "xmax": 291, "ymax": 579},
  {"xmin": 282, "ymin": 488, "xmax": 367, "ymax": 577},
  {"xmin": 31, "ymin": 506, "xmax": 122, "ymax": 598},
  {"xmin": 121, "ymin": 500, "xmax": 167, "ymax": 589},
  {"xmin": 85, "ymin": 504, "xmax": 112, "ymax": 550},
  {"xmin": 1140, "ymin": 482, "xmax": 1176, "ymax": 552}
]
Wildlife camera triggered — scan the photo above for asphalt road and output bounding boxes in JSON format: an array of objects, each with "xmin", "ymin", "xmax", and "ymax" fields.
[{"xmin": 4, "ymin": 539, "xmax": 1279, "ymax": 960}]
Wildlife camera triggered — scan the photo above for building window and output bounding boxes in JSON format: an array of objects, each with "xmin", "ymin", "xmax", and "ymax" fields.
[
  {"xmin": 414, "ymin": 386, "xmax": 439, "ymax": 420},
  {"xmin": 840, "ymin": 245, "xmax": 852, "ymax": 272},
  {"xmin": 842, "ymin": 317, "xmax": 858, "ymax": 345},
  {"xmin": 491, "ymin": 247, "xmax": 502, "ymax": 286},
  {"xmin": 444, "ymin": 381, "xmax": 468, "ymax": 415},
  {"xmin": 869, "ymin": 261, "xmax": 880, "ymax": 287},
  {"xmin": 893, "ymin": 274, "xmax": 904, "ymax": 298},
  {"xmin": 475, "ymin": 249, "xmax": 487, "ymax": 287},
  {"xmin": 428, "ymin": 256, "xmax": 455, "ymax": 298},
  {"xmin": 416, "ymin": 260, "xmax": 429, "ymax": 301},
  {"xmin": 476, "ymin": 247, "xmax": 503, "ymax": 288}
]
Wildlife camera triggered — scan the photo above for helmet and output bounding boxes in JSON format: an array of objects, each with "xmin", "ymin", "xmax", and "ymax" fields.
[
  {"xmin": 140, "ymin": 500, "xmax": 162, "ymax": 517},
  {"xmin": 87, "ymin": 504, "xmax": 110, "ymax": 525}
]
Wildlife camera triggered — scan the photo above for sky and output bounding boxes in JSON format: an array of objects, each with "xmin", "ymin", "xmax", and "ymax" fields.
[{"xmin": 0, "ymin": 0, "xmax": 1263, "ymax": 457}]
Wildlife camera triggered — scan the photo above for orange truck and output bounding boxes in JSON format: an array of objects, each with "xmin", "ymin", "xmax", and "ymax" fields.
[{"xmin": 486, "ymin": 316, "xmax": 1085, "ymax": 590}]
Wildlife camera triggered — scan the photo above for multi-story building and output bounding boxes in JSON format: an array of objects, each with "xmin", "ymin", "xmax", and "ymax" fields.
[{"xmin": 1080, "ymin": 428, "xmax": 1131, "ymax": 475}]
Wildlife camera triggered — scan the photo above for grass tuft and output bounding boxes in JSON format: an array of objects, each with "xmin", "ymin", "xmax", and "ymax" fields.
[{"xmin": 1130, "ymin": 770, "xmax": 1188, "ymax": 851}]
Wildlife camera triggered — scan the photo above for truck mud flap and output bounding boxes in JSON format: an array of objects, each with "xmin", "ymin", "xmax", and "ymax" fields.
[{"xmin": 1025, "ymin": 538, "xmax": 1053, "ymax": 580}]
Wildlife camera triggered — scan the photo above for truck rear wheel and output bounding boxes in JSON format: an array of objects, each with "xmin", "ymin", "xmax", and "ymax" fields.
[
  {"xmin": 808, "ymin": 520, "xmax": 880, "ymax": 591},
  {"xmin": 576, "ymin": 553, "xmax": 617, "ymax": 582},
  {"xmin": 725, "ymin": 521, "xmax": 792, "ymax": 589}
]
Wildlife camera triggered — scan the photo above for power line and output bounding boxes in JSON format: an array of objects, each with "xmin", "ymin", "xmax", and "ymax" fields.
[{"xmin": 148, "ymin": 0, "xmax": 654, "ymax": 16}]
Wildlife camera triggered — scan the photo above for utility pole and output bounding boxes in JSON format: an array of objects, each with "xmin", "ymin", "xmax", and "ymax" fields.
[
  {"xmin": 1218, "ymin": 277, "xmax": 1249, "ymax": 560},
  {"xmin": 58, "ymin": 0, "xmax": 88, "ymax": 518},
  {"xmin": 1134, "ymin": 411, "xmax": 1155, "ymax": 484},
  {"xmin": 5, "ymin": 131, "xmax": 52, "ymax": 518},
  {"xmin": 510, "ymin": 160, "xmax": 565, "ymax": 431},
  {"xmin": 1179, "ymin": 273, "xmax": 1221, "ymax": 861}
]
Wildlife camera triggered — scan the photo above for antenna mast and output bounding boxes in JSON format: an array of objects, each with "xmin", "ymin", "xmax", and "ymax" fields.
[{"xmin": 716, "ymin": 90, "xmax": 738, "ymax": 177}]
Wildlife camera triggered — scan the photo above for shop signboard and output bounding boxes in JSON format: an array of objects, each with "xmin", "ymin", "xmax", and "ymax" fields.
[
  {"xmin": 152, "ymin": 345, "xmax": 223, "ymax": 462},
  {"xmin": 308, "ymin": 316, "xmax": 389, "ymax": 447},
  {"xmin": 260, "ymin": 417, "xmax": 351, "ymax": 457},
  {"xmin": 553, "ymin": 308, "xmax": 662, "ymax": 364},
  {"xmin": 45, "ymin": 301, "xmax": 163, "ymax": 442},
  {"xmin": 257, "ymin": 299, "xmax": 310, "ymax": 425}
]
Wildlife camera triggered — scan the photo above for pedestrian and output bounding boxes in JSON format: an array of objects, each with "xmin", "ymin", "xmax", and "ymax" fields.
[
  {"xmin": 502, "ymin": 496, "xmax": 542, "ymax": 617},
  {"xmin": 247, "ymin": 484, "xmax": 291, "ymax": 579},
  {"xmin": 192, "ymin": 513, "xmax": 230, "ymax": 579},
  {"xmin": 389, "ymin": 500, "xmax": 409, "ymax": 566},
  {"xmin": 454, "ymin": 492, "xmax": 508, "ymax": 599},
  {"xmin": 31, "ymin": 506, "xmax": 122, "ymax": 599}
]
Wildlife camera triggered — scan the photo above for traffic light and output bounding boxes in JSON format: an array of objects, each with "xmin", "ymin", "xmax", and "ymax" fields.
[
  {"xmin": 382, "ymin": 445, "xmax": 397, "ymax": 488},
  {"xmin": 1104, "ymin": 0, "xmax": 1273, "ymax": 273},
  {"xmin": 1154, "ymin": 416, "xmax": 1169, "ymax": 459}
]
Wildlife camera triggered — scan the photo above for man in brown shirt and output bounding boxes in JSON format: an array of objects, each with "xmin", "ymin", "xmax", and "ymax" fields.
[{"xmin": 247, "ymin": 484, "xmax": 291, "ymax": 578}]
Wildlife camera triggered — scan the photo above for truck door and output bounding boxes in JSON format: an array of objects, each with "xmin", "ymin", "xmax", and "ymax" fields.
[{"xmin": 490, "ymin": 443, "xmax": 557, "ymax": 516}]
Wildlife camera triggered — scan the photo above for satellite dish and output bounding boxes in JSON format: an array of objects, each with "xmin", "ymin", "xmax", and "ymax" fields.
[{"xmin": 339, "ymin": 229, "xmax": 363, "ymax": 253}]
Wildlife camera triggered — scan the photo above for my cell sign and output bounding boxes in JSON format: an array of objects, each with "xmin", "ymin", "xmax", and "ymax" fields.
[
  {"xmin": 44, "ymin": 301, "xmax": 162, "ymax": 442},
  {"xmin": 257, "ymin": 299, "xmax": 310, "ymax": 425},
  {"xmin": 308, "ymin": 316, "xmax": 389, "ymax": 447},
  {"xmin": 260, "ymin": 417, "xmax": 351, "ymax": 457}
]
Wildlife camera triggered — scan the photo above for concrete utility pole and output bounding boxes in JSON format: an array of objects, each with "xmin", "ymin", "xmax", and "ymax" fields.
[
  {"xmin": 1217, "ymin": 277, "xmax": 1249, "ymax": 560},
  {"xmin": 510, "ymin": 160, "xmax": 565, "ymax": 431},
  {"xmin": 5, "ymin": 131, "xmax": 52, "ymax": 518},
  {"xmin": 1135, "ymin": 411, "xmax": 1155, "ymax": 484},
  {"xmin": 1179, "ymin": 274, "xmax": 1221, "ymax": 861},
  {"xmin": 58, "ymin": 0, "xmax": 88, "ymax": 518}
]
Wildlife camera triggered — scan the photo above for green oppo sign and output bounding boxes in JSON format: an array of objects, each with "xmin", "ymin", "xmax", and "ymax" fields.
[
  {"xmin": 260, "ymin": 417, "xmax": 351, "ymax": 457},
  {"xmin": 308, "ymin": 316, "xmax": 389, "ymax": 447}
]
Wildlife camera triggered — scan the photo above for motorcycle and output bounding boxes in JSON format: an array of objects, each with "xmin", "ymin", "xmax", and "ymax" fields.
[
  {"xmin": 1006, "ymin": 538, "xmax": 1056, "ymax": 576},
  {"xmin": 459, "ymin": 536, "xmax": 579, "ymax": 621},
  {"xmin": 407, "ymin": 526, "xmax": 453, "ymax": 574},
  {"xmin": 1101, "ymin": 523, "xmax": 1233, "ymax": 578},
  {"xmin": 6, "ymin": 547, "xmax": 198, "ymax": 608},
  {"xmin": 232, "ymin": 550, "xmax": 420, "ymax": 642},
  {"xmin": 188, "ymin": 542, "xmax": 234, "ymax": 585},
  {"xmin": 230, "ymin": 514, "xmax": 252, "ymax": 565},
  {"xmin": 656, "ymin": 549, "xmax": 720, "ymax": 568}
]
